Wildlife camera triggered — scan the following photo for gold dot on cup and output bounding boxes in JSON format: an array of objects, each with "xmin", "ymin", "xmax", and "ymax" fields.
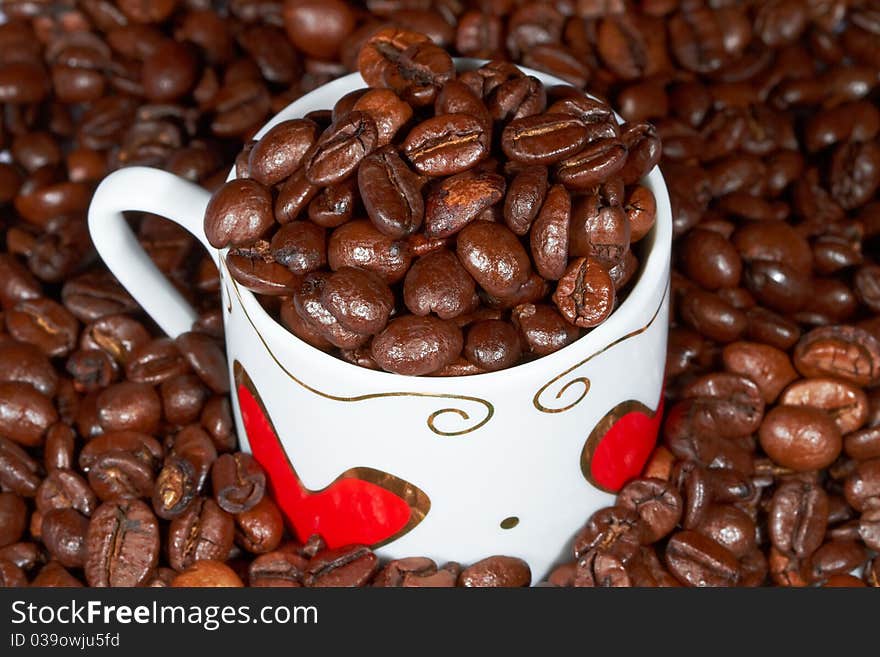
[{"xmin": 500, "ymin": 516, "xmax": 519, "ymax": 530}]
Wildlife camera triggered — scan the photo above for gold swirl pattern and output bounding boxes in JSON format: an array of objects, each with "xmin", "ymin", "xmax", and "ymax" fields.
[
  {"xmin": 533, "ymin": 285, "xmax": 668, "ymax": 414},
  {"xmin": 226, "ymin": 269, "xmax": 494, "ymax": 437}
]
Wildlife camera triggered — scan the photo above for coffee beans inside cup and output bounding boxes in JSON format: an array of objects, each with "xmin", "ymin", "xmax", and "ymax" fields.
[{"xmin": 208, "ymin": 32, "xmax": 661, "ymax": 376}]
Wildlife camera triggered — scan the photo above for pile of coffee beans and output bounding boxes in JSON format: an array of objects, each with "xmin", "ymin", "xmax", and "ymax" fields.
[
  {"xmin": 209, "ymin": 41, "xmax": 660, "ymax": 375},
  {"xmin": 1, "ymin": 1, "xmax": 879, "ymax": 586}
]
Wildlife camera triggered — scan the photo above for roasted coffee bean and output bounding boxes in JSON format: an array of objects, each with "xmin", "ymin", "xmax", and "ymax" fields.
[
  {"xmin": 7, "ymin": 298, "xmax": 78, "ymax": 358},
  {"xmin": 275, "ymin": 168, "xmax": 319, "ymax": 224},
  {"xmin": 168, "ymin": 497, "xmax": 234, "ymax": 571},
  {"xmin": 512, "ymin": 303, "xmax": 579, "ymax": 356},
  {"xmin": 308, "ymin": 179, "xmax": 357, "ymax": 229},
  {"xmin": 759, "ymin": 405, "xmax": 843, "ymax": 472},
  {"xmin": 36, "ymin": 469, "xmax": 96, "ymax": 517},
  {"xmin": 665, "ymin": 530, "xmax": 741, "ymax": 587},
  {"xmin": 175, "ymin": 331, "xmax": 229, "ymax": 395},
  {"xmin": 403, "ymin": 113, "xmax": 489, "ymax": 176},
  {"xmin": 234, "ymin": 497, "xmax": 283, "ymax": 554},
  {"xmin": 41, "ymin": 508, "xmax": 88, "ymax": 569},
  {"xmin": 459, "ymin": 556, "xmax": 530, "ymax": 587},
  {"xmin": 425, "ymin": 171, "xmax": 505, "ymax": 238},
  {"xmin": 502, "ymin": 114, "xmax": 590, "ymax": 165},
  {"xmin": 0, "ymin": 381, "xmax": 57, "ymax": 447},
  {"xmin": 85, "ymin": 499, "xmax": 159, "ymax": 587},
  {"xmin": 794, "ymin": 326, "xmax": 880, "ymax": 387},
  {"xmin": 680, "ymin": 229, "xmax": 742, "ymax": 290},
  {"xmin": 201, "ymin": 396, "xmax": 236, "ymax": 454},
  {"xmin": 358, "ymin": 27, "xmax": 453, "ymax": 107},
  {"xmin": 553, "ymin": 257, "xmax": 615, "ymax": 329},
  {"xmin": 212, "ymin": 453, "xmax": 266, "ymax": 514},
  {"xmin": 359, "ymin": 147, "xmax": 424, "ymax": 238},
  {"xmin": 807, "ymin": 540, "xmax": 868, "ymax": 583},
  {"xmin": 779, "ymin": 378, "xmax": 868, "ymax": 435},
  {"xmin": 573, "ymin": 506, "xmax": 641, "ymax": 563},
  {"xmin": 204, "ymin": 179, "xmax": 275, "ymax": 249},
  {"xmin": 530, "ymin": 184, "xmax": 570, "ymax": 281},
  {"xmin": 305, "ymin": 545, "xmax": 379, "ymax": 587},
  {"xmin": 126, "ymin": 338, "xmax": 188, "ymax": 385},
  {"xmin": 844, "ymin": 458, "xmax": 880, "ymax": 512},
  {"xmin": 171, "ymin": 559, "xmax": 244, "ymax": 587},
  {"xmin": 95, "ymin": 381, "xmax": 161, "ymax": 435},
  {"xmin": 694, "ymin": 504, "xmax": 756, "ymax": 560},
  {"xmin": 306, "ymin": 112, "xmax": 377, "ymax": 186},
  {"xmin": 161, "ymin": 375, "xmax": 210, "ymax": 427},
  {"xmin": 0, "ymin": 436, "xmax": 42, "ymax": 497},
  {"xmin": 457, "ymin": 221, "xmax": 531, "ymax": 298},
  {"xmin": 328, "ymin": 220, "xmax": 412, "ymax": 284},
  {"xmin": 845, "ymin": 427, "xmax": 880, "ymax": 462},
  {"xmin": 320, "ymin": 267, "xmax": 394, "ymax": 336},
  {"xmin": 617, "ymin": 478, "xmax": 682, "ymax": 544},
  {"xmin": 722, "ymin": 342, "xmax": 798, "ymax": 404},
  {"xmin": 404, "ymin": 250, "xmax": 476, "ymax": 320},
  {"xmin": 225, "ymin": 246, "xmax": 300, "ymax": 296},
  {"xmin": 0, "ymin": 493, "xmax": 27, "ymax": 548},
  {"xmin": 679, "ymin": 288, "xmax": 746, "ymax": 344},
  {"xmin": 372, "ymin": 315, "xmax": 463, "ymax": 376},
  {"xmin": 503, "ymin": 165, "xmax": 548, "ymax": 235},
  {"xmin": 681, "ymin": 372, "xmax": 765, "ymax": 437},
  {"xmin": 354, "ymin": 89, "xmax": 414, "ymax": 148},
  {"xmin": 248, "ymin": 119, "xmax": 318, "ymax": 186},
  {"xmin": 464, "ymin": 320, "xmax": 522, "ymax": 373},
  {"xmin": 249, "ymin": 550, "xmax": 307, "ymax": 587}
]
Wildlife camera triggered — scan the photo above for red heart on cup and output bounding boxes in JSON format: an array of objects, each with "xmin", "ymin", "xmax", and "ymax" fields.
[
  {"xmin": 234, "ymin": 362, "xmax": 430, "ymax": 548},
  {"xmin": 581, "ymin": 392, "xmax": 664, "ymax": 493}
]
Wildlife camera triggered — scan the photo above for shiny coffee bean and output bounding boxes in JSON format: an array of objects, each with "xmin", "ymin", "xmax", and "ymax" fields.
[
  {"xmin": 371, "ymin": 315, "xmax": 463, "ymax": 376},
  {"xmin": 85, "ymin": 499, "xmax": 159, "ymax": 587},
  {"xmin": 759, "ymin": 405, "xmax": 843, "ymax": 472}
]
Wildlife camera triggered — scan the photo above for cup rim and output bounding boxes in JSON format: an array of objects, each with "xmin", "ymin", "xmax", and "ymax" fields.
[{"xmin": 222, "ymin": 59, "xmax": 673, "ymax": 385}]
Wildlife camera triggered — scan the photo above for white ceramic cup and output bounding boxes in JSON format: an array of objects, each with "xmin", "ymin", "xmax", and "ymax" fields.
[{"xmin": 88, "ymin": 61, "xmax": 671, "ymax": 582}]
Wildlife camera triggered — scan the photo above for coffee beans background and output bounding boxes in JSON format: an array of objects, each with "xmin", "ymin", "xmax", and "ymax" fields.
[{"xmin": 0, "ymin": 1, "xmax": 879, "ymax": 586}]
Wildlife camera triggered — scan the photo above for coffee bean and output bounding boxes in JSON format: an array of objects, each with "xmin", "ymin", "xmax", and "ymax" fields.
[
  {"xmin": 204, "ymin": 179, "xmax": 275, "ymax": 249},
  {"xmin": 212, "ymin": 453, "xmax": 266, "ymax": 514},
  {"xmin": 358, "ymin": 27, "xmax": 453, "ymax": 107},
  {"xmin": 512, "ymin": 303, "xmax": 579, "ymax": 356},
  {"xmin": 168, "ymin": 497, "xmax": 234, "ymax": 571},
  {"xmin": 0, "ymin": 381, "xmax": 57, "ymax": 447},
  {"xmin": 617, "ymin": 478, "xmax": 682, "ymax": 544},
  {"xmin": 503, "ymin": 165, "xmax": 548, "ymax": 235},
  {"xmin": 234, "ymin": 497, "xmax": 283, "ymax": 554},
  {"xmin": 305, "ymin": 545, "xmax": 379, "ymax": 587},
  {"xmin": 372, "ymin": 315, "xmax": 463, "ymax": 376},
  {"xmin": 175, "ymin": 331, "xmax": 229, "ymax": 395},
  {"xmin": 359, "ymin": 147, "xmax": 424, "ymax": 238},
  {"xmin": 665, "ymin": 530, "xmax": 741, "ymax": 587},
  {"xmin": 464, "ymin": 320, "xmax": 522, "ymax": 372},
  {"xmin": 249, "ymin": 550, "xmax": 307, "ymax": 587},
  {"xmin": 779, "ymin": 378, "xmax": 868, "ymax": 434},
  {"xmin": 759, "ymin": 405, "xmax": 843, "ymax": 471},
  {"xmin": 722, "ymin": 341, "xmax": 798, "ymax": 403},
  {"xmin": 248, "ymin": 119, "xmax": 318, "ymax": 186},
  {"xmin": 457, "ymin": 222, "xmax": 531, "ymax": 298},
  {"xmin": 85, "ymin": 499, "xmax": 159, "ymax": 587},
  {"xmin": 171, "ymin": 559, "xmax": 244, "ymax": 587},
  {"xmin": 794, "ymin": 326, "xmax": 880, "ymax": 387},
  {"xmin": 553, "ymin": 257, "xmax": 615, "ymax": 328},
  {"xmin": 403, "ymin": 250, "xmax": 477, "ymax": 320},
  {"xmin": 844, "ymin": 458, "xmax": 880, "ymax": 512},
  {"xmin": 403, "ymin": 113, "xmax": 489, "ymax": 176},
  {"xmin": 425, "ymin": 171, "xmax": 505, "ymax": 238},
  {"xmin": 328, "ymin": 220, "xmax": 412, "ymax": 284},
  {"xmin": 306, "ymin": 112, "xmax": 378, "ymax": 186},
  {"xmin": 0, "ymin": 493, "xmax": 27, "ymax": 548},
  {"xmin": 41, "ymin": 508, "xmax": 88, "ymax": 569},
  {"xmin": 459, "ymin": 556, "xmax": 530, "ymax": 587}
]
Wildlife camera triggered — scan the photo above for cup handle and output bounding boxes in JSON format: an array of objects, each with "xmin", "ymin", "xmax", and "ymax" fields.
[{"xmin": 88, "ymin": 166, "xmax": 217, "ymax": 338}]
